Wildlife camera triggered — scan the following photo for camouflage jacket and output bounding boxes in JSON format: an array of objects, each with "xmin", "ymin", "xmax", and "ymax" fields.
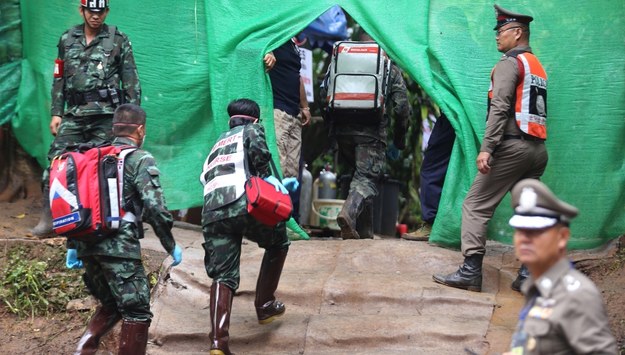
[
  {"xmin": 77, "ymin": 137, "xmax": 176, "ymax": 259},
  {"xmin": 201, "ymin": 122, "xmax": 273, "ymax": 226},
  {"xmin": 331, "ymin": 64, "xmax": 411, "ymax": 142},
  {"xmin": 51, "ymin": 24, "xmax": 141, "ymax": 117}
]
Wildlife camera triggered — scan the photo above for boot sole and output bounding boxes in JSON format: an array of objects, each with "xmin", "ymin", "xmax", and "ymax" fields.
[
  {"xmin": 432, "ymin": 275, "xmax": 482, "ymax": 292},
  {"xmin": 258, "ymin": 309, "xmax": 285, "ymax": 325},
  {"xmin": 400, "ymin": 233, "xmax": 429, "ymax": 241}
]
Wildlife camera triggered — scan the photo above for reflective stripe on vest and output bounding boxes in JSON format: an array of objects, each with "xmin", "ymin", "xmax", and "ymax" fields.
[
  {"xmin": 200, "ymin": 125, "xmax": 247, "ymax": 210},
  {"xmin": 487, "ymin": 51, "xmax": 548, "ymax": 139}
]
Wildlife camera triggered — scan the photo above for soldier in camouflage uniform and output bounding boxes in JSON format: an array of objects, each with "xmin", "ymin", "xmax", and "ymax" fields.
[
  {"xmin": 66, "ymin": 104, "xmax": 182, "ymax": 355},
  {"xmin": 32, "ymin": 0, "xmax": 141, "ymax": 236},
  {"xmin": 322, "ymin": 33, "xmax": 411, "ymax": 239},
  {"xmin": 199, "ymin": 99, "xmax": 291, "ymax": 355}
]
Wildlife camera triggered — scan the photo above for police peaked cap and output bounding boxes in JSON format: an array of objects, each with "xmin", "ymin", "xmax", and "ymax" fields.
[
  {"xmin": 509, "ymin": 179, "xmax": 579, "ymax": 229},
  {"xmin": 494, "ymin": 4, "xmax": 533, "ymax": 30}
]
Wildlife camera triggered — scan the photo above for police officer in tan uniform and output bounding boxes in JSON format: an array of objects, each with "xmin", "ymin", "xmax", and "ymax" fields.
[
  {"xmin": 433, "ymin": 4, "xmax": 548, "ymax": 292},
  {"xmin": 503, "ymin": 179, "xmax": 618, "ymax": 355}
]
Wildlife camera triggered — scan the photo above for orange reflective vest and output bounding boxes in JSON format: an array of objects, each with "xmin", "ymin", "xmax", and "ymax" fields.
[{"xmin": 488, "ymin": 50, "xmax": 548, "ymax": 139}]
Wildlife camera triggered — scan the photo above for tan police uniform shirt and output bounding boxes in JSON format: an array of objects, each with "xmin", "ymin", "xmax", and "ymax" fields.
[
  {"xmin": 481, "ymin": 45, "xmax": 532, "ymax": 154},
  {"xmin": 510, "ymin": 258, "xmax": 618, "ymax": 354}
]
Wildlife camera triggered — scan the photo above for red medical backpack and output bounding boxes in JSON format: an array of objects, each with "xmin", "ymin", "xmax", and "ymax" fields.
[{"xmin": 49, "ymin": 145, "xmax": 136, "ymax": 241}]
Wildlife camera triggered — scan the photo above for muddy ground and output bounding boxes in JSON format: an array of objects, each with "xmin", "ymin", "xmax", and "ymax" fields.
[{"xmin": 0, "ymin": 195, "xmax": 623, "ymax": 354}]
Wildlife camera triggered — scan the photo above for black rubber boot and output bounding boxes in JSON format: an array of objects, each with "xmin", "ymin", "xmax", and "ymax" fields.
[
  {"xmin": 336, "ymin": 191, "xmax": 365, "ymax": 239},
  {"xmin": 432, "ymin": 254, "xmax": 484, "ymax": 292},
  {"xmin": 356, "ymin": 199, "xmax": 374, "ymax": 239},
  {"xmin": 511, "ymin": 264, "xmax": 530, "ymax": 292},
  {"xmin": 255, "ymin": 248, "xmax": 288, "ymax": 324}
]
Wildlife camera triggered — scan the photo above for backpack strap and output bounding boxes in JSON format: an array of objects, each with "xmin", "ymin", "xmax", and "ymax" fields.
[
  {"xmin": 66, "ymin": 26, "xmax": 82, "ymax": 48},
  {"xmin": 97, "ymin": 25, "xmax": 117, "ymax": 88},
  {"xmin": 108, "ymin": 146, "xmax": 136, "ymax": 229}
]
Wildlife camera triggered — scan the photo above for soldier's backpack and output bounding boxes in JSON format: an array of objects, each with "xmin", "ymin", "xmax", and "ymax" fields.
[
  {"xmin": 325, "ymin": 41, "xmax": 391, "ymax": 124},
  {"xmin": 49, "ymin": 144, "xmax": 137, "ymax": 241}
]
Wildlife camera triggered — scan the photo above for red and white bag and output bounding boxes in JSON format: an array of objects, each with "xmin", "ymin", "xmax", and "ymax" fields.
[
  {"xmin": 325, "ymin": 41, "xmax": 391, "ymax": 123},
  {"xmin": 49, "ymin": 145, "xmax": 136, "ymax": 241}
]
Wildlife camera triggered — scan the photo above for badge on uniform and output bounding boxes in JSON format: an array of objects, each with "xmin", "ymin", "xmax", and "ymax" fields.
[
  {"xmin": 528, "ymin": 305, "xmax": 553, "ymax": 319},
  {"xmin": 97, "ymin": 62, "xmax": 103, "ymax": 71},
  {"xmin": 54, "ymin": 59, "xmax": 64, "ymax": 78}
]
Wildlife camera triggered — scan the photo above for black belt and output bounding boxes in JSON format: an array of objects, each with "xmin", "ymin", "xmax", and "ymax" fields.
[
  {"xmin": 67, "ymin": 88, "xmax": 121, "ymax": 106},
  {"xmin": 503, "ymin": 134, "xmax": 545, "ymax": 143}
]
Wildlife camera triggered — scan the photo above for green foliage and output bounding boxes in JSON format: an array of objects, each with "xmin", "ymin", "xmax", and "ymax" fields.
[{"xmin": 0, "ymin": 246, "xmax": 86, "ymax": 319}]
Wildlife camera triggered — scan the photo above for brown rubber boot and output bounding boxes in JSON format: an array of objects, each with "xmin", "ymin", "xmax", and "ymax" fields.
[
  {"xmin": 432, "ymin": 254, "xmax": 484, "ymax": 292},
  {"xmin": 255, "ymin": 247, "xmax": 288, "ymax": 324},
  {"xmin": 31, "ymin": 186, "xmax": 54, "ymax": 238},
  {"xmin": 210, "ymin": 282, "xmax": 234, "ymax": 355},
  {"xmin": 74, "ymin": 305, "xmax": 121, "ymax": 355},
  {"xmin": 356, "ymin": 199, "xmax": 374, "ymax": 239},
  {"xmin": 118, "ymin": 320, "xmax": 150, "ymax": 355},
  {"xmin": 336, "ymin": 191, "xmax": 365, "ymax": 239}
]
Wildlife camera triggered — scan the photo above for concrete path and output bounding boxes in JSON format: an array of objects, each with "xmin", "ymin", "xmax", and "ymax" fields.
[{"xmin": 141, "ymin": 224, "xmax": 525, "ymax": 354}]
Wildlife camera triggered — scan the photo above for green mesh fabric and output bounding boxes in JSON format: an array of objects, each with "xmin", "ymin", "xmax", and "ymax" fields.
[{"xmin": 10, "ymin": 1, "xmax": 625, "ymax": 249}]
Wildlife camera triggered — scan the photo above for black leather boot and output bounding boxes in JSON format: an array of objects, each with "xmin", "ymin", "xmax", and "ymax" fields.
[
  {"xmin": 356, "ymin": 199, "xmax": 374, "ymax": 239},
  {"xmin": 511, "ymin": 264, "xmax": 530, "ymax": 292},
  {"xmin": 432, "ymin": 254, "xmax": 484, "ymax": 292},
  {"xmin": 74, "ymin": 305, "xmax": 121, "ymax": 355},
  {"xmin": 118, "ymin": 320, "xmax": 150, "ymax": 355},
  {"xmin": 255, "ymin": 247, "xmax": 288, "ymax": 324},
  {"xmin": 336, "ymin": 191, "xmax": 365, "ymax": 239},
  {"xmin": 209, "ymin": 282, "xmax": 234, "ymax": 355}
]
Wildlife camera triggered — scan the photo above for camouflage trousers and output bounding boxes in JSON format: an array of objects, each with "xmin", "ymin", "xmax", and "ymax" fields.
[
  {"xmin": 336, "ymin": 135, "xmax": 385, "ymax": 200},
  {"xmin": 81, "ymin": 255, "xmax": 152, "ymax": 322},
  {"xmin": 273, "ymin": 109, "xmax": 302, "ymax": 178},
  {"xmin": 42, "ymin": 114, "xmax": 114, "ymax": 185},
  {"xmin": 202, "ymin": 214, "xmax": 290, "ymax": 291}
]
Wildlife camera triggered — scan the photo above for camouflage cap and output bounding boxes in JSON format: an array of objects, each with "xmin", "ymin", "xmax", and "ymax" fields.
[
  {"xmin": 494, "ymin": 4, "xmax": 533, "ymax": 30},
  {"xmin": 509, "ymin": 179, "xmax": 579, "ymax": 229},
  {"xmin": 81, "ymin": 0, "xmax": 109, "ymax": 13}
]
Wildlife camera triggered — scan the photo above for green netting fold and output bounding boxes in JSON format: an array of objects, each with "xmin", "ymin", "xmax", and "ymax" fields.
[{"xmin": 12, "ymin": 0, "xmax": 625, "ymax": 249}]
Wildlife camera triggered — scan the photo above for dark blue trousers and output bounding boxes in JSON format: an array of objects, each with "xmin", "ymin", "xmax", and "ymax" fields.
[{"xmin": 420, "ymin": 114, "xmax": 455, "ymax": 224}]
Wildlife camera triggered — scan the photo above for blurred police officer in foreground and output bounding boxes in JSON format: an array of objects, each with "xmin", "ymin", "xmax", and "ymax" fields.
[
  {"xmin": 503, "ymin": 179, "xmax": 617, "ymax": 355},
  {"xmin": 32, "ymin": 0, "xmax": 141, "ymax": 236}
]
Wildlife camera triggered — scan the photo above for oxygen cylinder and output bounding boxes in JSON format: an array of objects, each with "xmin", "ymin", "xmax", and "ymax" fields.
[
  {"xmin": 299, "ymin": 164, "xmax": 313, "ymax": 225},
  {"xmin": 317, "ymin": 164, "xmax": 337, "ymax": 199}
]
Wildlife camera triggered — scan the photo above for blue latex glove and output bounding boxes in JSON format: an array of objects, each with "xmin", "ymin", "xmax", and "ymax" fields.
[
  {"xmin": 282, "ymin": 177, "xmax": 300, "ymax": 192},
  {"xmin": 264, "ymin": 176, "xmax": 288, "ymax": 194},
  {"xmin": 386, "ymin": 142, "xmax": 400, "ymax": 161},
  {"xmin": 171, "ymin": 245, "xmax": 183, "ymax": 267},
  {"xmin": 66, "ymin": 249, "xmax": 83, "ymax": 269}
]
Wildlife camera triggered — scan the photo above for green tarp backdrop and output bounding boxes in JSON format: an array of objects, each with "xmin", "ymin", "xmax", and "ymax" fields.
[{"xmin": 8, "ymin": 0, "xmax": 625, "ymax": 249}]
